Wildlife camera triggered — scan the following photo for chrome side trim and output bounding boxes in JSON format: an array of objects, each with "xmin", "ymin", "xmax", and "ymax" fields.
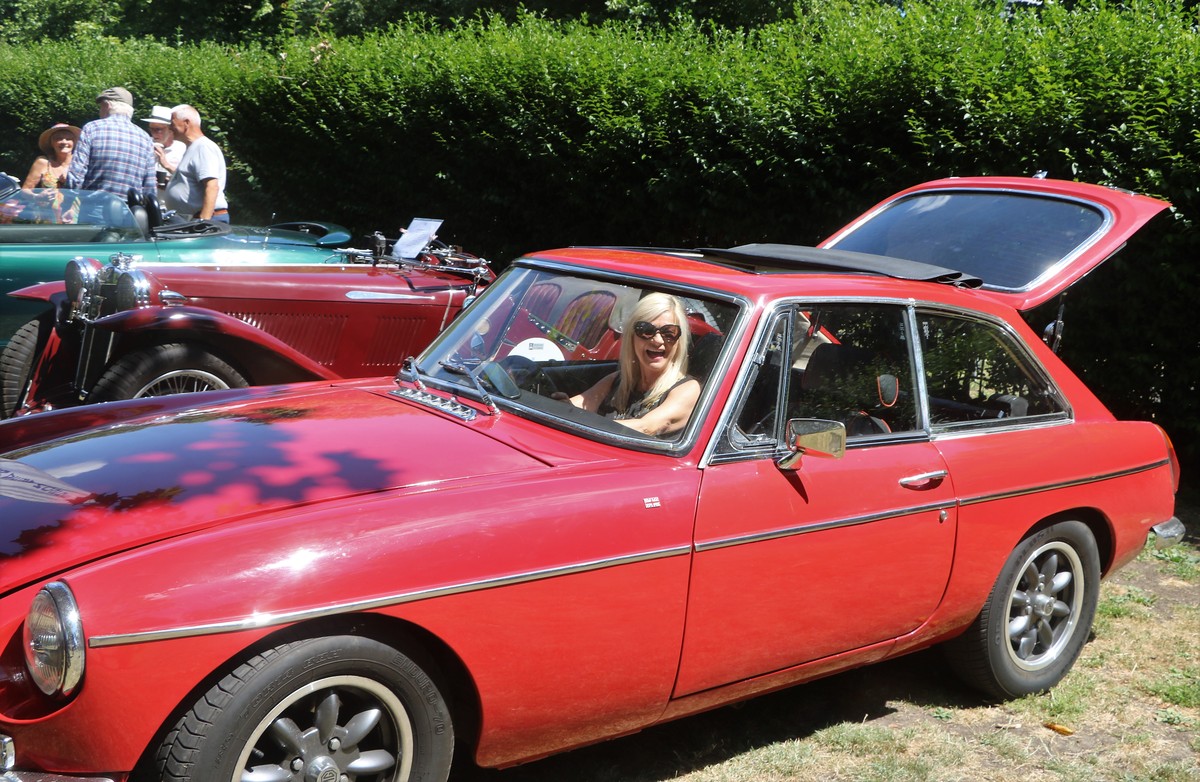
[
  {"xmin": 958, "ymin": 459, "xmax": 1172, "ymax": 507},
  {"xmin": 88, "ymin": 545, "xmax": 691, "ymax": 649},
  {"xmin": 346, "ymin": 290, "xmax": 435, "ymax": 301},
  {"xmin": 694, "ymin": 500, "xmax": 956, "ymax": 553}
]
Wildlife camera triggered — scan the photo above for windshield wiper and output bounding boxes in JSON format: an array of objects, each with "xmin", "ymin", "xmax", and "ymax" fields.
[{"xmin": 439, "ymin": 360, "xmax": 500, "ymax": 416}]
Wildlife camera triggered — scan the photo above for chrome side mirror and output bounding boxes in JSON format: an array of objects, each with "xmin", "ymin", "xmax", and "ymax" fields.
[{"xmin": 777, "ymin": 419, "xmax": 846, "ymax": 471}]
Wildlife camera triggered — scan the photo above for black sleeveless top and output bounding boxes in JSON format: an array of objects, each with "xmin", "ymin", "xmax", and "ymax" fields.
[{"xmin": 598, "ymin": 376, "xmax": 694, "ymax": 420}]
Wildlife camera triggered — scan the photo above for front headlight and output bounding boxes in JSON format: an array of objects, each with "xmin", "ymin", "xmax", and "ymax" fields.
[
  {"xmin": 23, "ymin": 581, "xmax": 85, "ymax": 698},
  {"xmin": 115, "ymin": 269, "xmax": 155, "ymax": 310},
  {"xmin": 64, "ymin": 256, "xmax": 104, "ymax": 315}
]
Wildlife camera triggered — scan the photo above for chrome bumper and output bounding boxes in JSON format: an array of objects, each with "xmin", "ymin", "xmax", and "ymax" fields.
[{"xmin": 1152, "ymin": 516, "xmax": 1186, "ymax": 549}]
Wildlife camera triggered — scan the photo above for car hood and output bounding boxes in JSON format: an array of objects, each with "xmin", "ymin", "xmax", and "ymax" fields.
[
  {"xmin": 821, "ymin": 176, "xmax": 1170, "ymax": 310},
  {"xmin": 0, "ymin": 384, "xmax": 545, "ymax": 594}
]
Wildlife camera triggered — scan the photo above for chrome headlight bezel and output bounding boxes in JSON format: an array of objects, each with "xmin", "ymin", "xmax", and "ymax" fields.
[
  {"xmin": 64, "ymin": 256, "xmax": 104, "ymax": 317},
  {"xmin": 115, "ymin": 268, "xmax": 155, "ymax": 310},
  {"xmin": 23, "ymin": 581, "xmax": 85, "ymax": 698}
]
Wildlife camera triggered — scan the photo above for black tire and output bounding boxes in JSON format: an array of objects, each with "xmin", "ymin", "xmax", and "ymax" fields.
[
  {"xmin": 0, "ymin": 317, "xmax": 48, "ymax": 418},
  {"xmin": 89, "ymin": 343, "xmax": 248, "ymax": 402},
  {"xmin": 946, "ymin": 520, "xmax": 1101, "ymax": 699},
  {"xmin": 156, "ymin": 636, "xmax": 455, "ymax": 782}
]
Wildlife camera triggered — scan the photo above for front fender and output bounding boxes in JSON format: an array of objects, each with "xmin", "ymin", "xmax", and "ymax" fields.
[
  {"xmin": 7, "ymin": 280, "xmax": 64, "ymax": 304},
  {"xmin": 91, "ymin": 306, "xmax": 341, "ymax": 381}
]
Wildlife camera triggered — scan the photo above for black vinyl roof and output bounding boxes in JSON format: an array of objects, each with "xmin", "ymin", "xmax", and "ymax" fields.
[{"xmin": 696, "ymin": 244, "xmax": 983, "ymax": 288}]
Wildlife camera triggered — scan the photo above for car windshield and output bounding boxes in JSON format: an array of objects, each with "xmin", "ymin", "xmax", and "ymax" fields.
[
  {"xmin": 0, "ymin": 188, "xmax": 143, "ymax": 243},
  {"xmin": 829, "ymin": 191, "xmax": 1107, "ymax": 292},
  {"xmin": 407, "ymin": 265, "xmax": 740, "ymax": 446}
]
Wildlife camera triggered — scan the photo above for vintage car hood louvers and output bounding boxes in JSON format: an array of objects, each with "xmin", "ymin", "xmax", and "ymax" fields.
[{"xmin": 0, "ymin": 383, "xmax": 543, "ymax": 594}]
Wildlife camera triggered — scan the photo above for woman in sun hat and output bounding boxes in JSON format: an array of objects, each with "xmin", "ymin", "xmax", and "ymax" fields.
[
  {"xmin": 19, "ymin": 122, "xmax": 83, "ymax": 223},
  {"xmin": 23, "ymin": 123, "xmax": 81, "ymax": 189}
]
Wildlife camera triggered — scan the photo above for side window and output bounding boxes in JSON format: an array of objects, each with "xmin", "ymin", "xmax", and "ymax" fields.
[
  {"xmin": 916, "ymin": 311, "xmax": 1067, "ymax": 426},
  {"xmin": 787, "ymin": 305, "xmax": 917, "ymax": 437},
  {"xmin": 718, "ymin": 304, "xmax": 917, "ymax": 456}
]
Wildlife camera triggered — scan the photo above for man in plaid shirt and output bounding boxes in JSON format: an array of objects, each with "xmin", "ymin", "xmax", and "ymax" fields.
[{"xmin": 68, "ymin": 87, "xmax": 157, "ymax": 199}]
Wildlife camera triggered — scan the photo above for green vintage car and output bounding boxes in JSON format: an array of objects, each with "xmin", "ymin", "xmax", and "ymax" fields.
[{"xmin": 0, "ymin": 173, "xmax": 351, "ymax": 348}]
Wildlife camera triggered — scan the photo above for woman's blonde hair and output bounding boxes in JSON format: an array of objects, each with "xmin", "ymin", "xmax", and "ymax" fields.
[{"xmin": 612, "ymin": 292, "xmax": 691, "ymax": 413}]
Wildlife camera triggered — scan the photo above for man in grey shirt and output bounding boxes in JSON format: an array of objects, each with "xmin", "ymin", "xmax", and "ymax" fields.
[{"xmin": 166, "ymin": 104, "xmax": 229, "ymax": 222}]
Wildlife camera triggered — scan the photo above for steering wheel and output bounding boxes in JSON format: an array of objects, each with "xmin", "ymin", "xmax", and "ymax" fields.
[{"xmin": 498, "ymin": 355, "xmax": 560, "ymax": 396}]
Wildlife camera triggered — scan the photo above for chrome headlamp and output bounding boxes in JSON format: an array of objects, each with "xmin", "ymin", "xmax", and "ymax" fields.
[
  {"xmin": 23, "ymin": 581, "xmax": 85, "ymax": 698},
  {"xmin": 115, "ymin": 268, "xmax": 155, "ymax": 310},
  {"xmin": 64, "ymin": 257, "xmax": 104, "ymax": 308}
]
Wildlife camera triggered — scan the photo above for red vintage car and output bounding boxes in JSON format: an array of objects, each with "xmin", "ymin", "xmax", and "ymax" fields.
[
  {"xmin": 0, "ymin": 225, "xmax": 491, "ymax": 417},
  {"xmin": 0, "ymin": 177, "xmax": 1184, "ymax": 782}
]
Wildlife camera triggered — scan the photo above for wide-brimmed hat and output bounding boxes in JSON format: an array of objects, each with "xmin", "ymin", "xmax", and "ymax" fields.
[
  {"xmin": 96, "ymin": 86, "xmax": 134, "ymax": 106},
  {"xmin": 38, "ymin": 123, "xmax": 81, "ymax": 156},
  {"xmin": 141, "ymin": 105, "xmax": 173, "ymax": 125}
]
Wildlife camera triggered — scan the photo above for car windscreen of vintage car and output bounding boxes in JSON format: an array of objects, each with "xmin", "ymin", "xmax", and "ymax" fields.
[
  {"xmin": 828, "ymin": 190, "xmax": 1106, "ymax": 293},
  {"xmin": 403, "ymin": 266, "xmax": 739, "ymax": 446},
  {"xmin": 0, "ymin": 188, "xmax": 143, "ymax": 242}
]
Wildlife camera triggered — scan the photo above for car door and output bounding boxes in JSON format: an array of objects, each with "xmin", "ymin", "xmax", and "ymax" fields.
[{"xmin": 675, "ymin": 302, "xmax": 957, "ymax": 696}]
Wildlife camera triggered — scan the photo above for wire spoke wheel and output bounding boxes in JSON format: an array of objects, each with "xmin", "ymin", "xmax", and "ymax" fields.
[
  {"xmin": 134, "ymin": 368, "xmax": 234, "ymax": 397},
  {"xmin": 90, "ymin": 342, "xmax": 248, "ymax": 402}
]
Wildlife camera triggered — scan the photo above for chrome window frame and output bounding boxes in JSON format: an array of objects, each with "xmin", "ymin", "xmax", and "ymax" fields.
[{"xmin": 703, "ymin": 295, "xmax": 1075, "ymax": 467}]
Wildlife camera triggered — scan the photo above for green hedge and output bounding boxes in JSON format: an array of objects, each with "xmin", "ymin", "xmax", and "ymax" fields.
[{"xmin": 3, "ymin": 0, "xmax": 1200, "ymax": 473}]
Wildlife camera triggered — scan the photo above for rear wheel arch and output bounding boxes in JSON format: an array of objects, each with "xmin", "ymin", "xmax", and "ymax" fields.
[{"xmin": 1025, "ymin": 507, "xmax": 1114, "ymax": 574}]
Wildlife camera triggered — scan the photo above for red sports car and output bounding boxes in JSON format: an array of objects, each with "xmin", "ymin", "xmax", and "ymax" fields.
[{"xmin": 0, "ymin": 177, "xmax": 1184, "ymax": 782}]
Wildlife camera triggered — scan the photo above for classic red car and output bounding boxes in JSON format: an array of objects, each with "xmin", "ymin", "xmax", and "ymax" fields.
[
  {"xmin": 0, "ymin": 177, "xmax": 1184, "ymax": 782},
  {"xmin": 1, "ymin": 224, "xmax": 491, "ymax": 417}
]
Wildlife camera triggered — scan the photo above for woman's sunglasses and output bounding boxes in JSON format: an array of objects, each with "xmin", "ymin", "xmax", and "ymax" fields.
[{"xmin": 633, "ymin": 321, "xmax": 682, "ymax": 343}]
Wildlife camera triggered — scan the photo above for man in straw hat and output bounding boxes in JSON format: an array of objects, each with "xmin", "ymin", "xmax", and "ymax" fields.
[
  {"xmin": 141, "ymin": 104, "xmax": 185, "ymax": 194},
  {"xmin": 68, "ymin": 86, "xmax": 156, "ymax": 199}
]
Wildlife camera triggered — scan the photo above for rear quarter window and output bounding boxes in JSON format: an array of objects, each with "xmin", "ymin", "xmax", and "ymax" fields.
[{"xmin": 916, "ymin": 311, "xmax": 1068, "ymax": 428}]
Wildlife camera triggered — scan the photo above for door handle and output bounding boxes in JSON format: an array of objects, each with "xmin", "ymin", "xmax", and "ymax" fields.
[{"xmin": 899, "ymin": 469, "xmax": 948, "ymax": 490}]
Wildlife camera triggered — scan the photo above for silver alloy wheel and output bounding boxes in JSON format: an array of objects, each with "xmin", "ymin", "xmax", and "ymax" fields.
[
  {"xmin": 133, "ymin": 369, "xmax": 232, "ymax": 397},
  {"xmin": 232, "ymin": 674, "xmax": 414, "ymax": 782},
  {"xmin": 1004, "ymin": 541, "xmax": 1085, "ymax": 672}
]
